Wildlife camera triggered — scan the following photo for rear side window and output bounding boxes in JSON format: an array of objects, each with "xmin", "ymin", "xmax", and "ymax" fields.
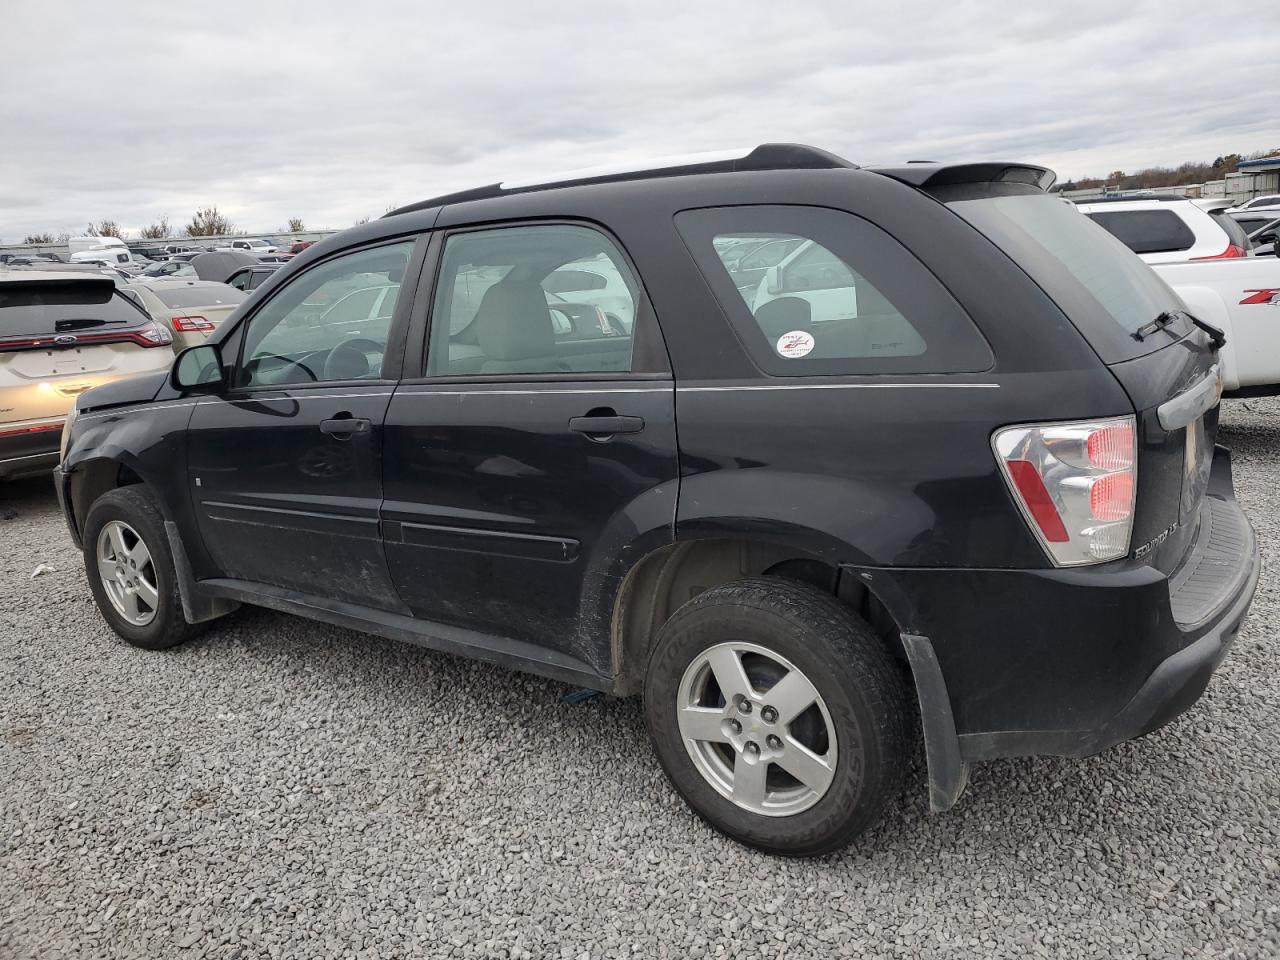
[
  {"xmin": 1085, "ymin": 209, "xmax": 1196, "ymax": 254},
  {"xmin": 676, "ymin": 206, "xmax": 991, "ymax": 375}
]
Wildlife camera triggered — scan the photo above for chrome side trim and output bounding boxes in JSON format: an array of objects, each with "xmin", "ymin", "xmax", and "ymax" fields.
[{"xmin": 679, "ymin": 383, "xmax": 999, "ymax": 392}]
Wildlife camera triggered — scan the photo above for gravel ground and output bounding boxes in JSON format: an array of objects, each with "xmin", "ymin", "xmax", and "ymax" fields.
[{"xmin": 2, "ymin": 399, "xmax": 1278, "ymax": 960}]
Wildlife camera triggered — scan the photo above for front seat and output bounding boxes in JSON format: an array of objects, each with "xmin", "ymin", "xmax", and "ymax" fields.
[{"xmin": 475, "ymin": 278, "xmax": 561, "ymax": 374}]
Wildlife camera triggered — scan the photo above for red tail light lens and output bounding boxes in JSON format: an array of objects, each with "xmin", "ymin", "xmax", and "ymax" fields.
[
  {"xmin": 171, "ymin": 315, "xmax": 214, "ymax": 333},
  {"xmin": 993, "ymin": 416, "xmax": 1137, "ymax": 566},
  {"xmin": 1087, "ymin": 424, "xmax": 1135, "ymax": 470},
  {"xmin": 1089, "ymin": 472, "xmax": 1134, "ymax": 522},
  {"xmin": 0, "ymin": 321, "xmax": 171, "ymax": 350},
  {"xmin": 1191, "ymin": 243, "xmax": 1247, "ymax": 260}
]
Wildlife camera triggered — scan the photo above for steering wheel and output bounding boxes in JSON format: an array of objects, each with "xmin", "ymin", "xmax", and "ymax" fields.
[{"xmin": 322, "ymin": 338, "xmax": 384, "ymax": 380}]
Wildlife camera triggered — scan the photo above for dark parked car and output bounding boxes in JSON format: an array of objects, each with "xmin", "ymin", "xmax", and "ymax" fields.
[
  {"xmin": 55, "ymin": 144, "xmax": 1259, "ymax": 856},
  {"xmin": 226, "ymin": 263, "xmax": 282, "ymax": 292}
]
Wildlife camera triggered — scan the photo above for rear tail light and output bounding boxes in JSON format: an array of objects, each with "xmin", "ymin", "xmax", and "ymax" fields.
[
  {"xmin": 993, "ymin": 416, "xmax": 1137, "ymax": 566},
  {"xmin": 135, "ymin": 320, "xmax": 174, "ymax": 346},
  {"xmin": 1191, "ymin": 243, "xmax": 1247, "ymax": 260},
  {"xmin": 171, "ymin": 315, "xmax": 215, "ymax": 333}
]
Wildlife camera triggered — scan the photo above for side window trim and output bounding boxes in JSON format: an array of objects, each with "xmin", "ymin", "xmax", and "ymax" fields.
[
  {"xmin": 401, "ymin": 218, "xmax": 670, "ymax": 383},
  {"xmin": 226, "ymin": 233, "xmax": 430, "ymax": 393}
]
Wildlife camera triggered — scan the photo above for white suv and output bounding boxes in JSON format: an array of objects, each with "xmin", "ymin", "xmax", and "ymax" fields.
[{"xmin": 1074, "ymin": 197, "xmax": 1249, "ymax": 263}]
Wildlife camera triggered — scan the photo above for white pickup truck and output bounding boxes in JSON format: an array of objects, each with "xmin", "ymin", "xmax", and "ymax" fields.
[
  {"xmin": 1073, "ymin": 198, "xmax": 1280, "ymax": 396},
  {"xmin": 1153, "ymin": 257, "xmax": 1280, "ymax": 396}
]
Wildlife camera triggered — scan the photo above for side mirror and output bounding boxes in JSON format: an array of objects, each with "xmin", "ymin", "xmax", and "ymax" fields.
[
  {"xmin": 764, "ymin": 264, "xmax": 784, "ymax": 296},
  {"xmin": 172, "ymin": 343, "xmax": 226, "ymax": 393}
]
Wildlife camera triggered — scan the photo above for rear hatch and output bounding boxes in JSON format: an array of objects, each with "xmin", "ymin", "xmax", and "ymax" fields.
[
  {"xmin": 0, "ymin": 275, "xmax": 174, "ymax": 424},
  {"xmin": 936, "ymin": 188, "xmax": 1219, "ymax": 579}
]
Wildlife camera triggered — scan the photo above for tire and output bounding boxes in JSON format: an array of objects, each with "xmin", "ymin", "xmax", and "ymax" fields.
[
  {"xmin": 82, "ymin": 486, "xmax": 205, "ymax": 651},
  {"xmin": 643, "ymin": 576, "xmax": 909, "ymax": 856}
]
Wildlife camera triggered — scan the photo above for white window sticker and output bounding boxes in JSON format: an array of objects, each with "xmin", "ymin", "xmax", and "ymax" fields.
[{"xmin": 776, "ymin": 330, "xmax": 815, "ymax": 359}]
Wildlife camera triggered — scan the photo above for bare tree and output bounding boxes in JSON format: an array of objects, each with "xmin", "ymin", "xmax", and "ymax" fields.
[
  {"xmin": 139, "ymin": 217, "xmax": 171, "ymax": 240},
  {"xmin": 186, "ymin": 206, "xmax": 235, "ymax": 237},
  {"xmin": 354, "ymin": 216, "xmax": 371, "ymax": 226},
  {"xmin": 286, "ymin": 217, "xmax": 305, "ymax": 232},
  {"xmin": 24, "ymin": 232, "xmax": 55, "ymax": 244},
  {"xmin": 89, "ymin": 219, "xmax": 126, "ymax": 239}
]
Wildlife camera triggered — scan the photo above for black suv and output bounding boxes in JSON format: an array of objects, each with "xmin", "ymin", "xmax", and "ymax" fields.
[{"xmin": 56, "ymin": 145, "xmax": 1260, "ymax": 855}]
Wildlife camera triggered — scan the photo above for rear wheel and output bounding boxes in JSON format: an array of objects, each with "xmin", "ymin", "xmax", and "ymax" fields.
[
  {"xmin": 82, "ymin": 486, "xmax": 205, "ymax": 651},
  {"xmin": 643, "ymin": 577, "xmax": 909, "ymax": 856}
]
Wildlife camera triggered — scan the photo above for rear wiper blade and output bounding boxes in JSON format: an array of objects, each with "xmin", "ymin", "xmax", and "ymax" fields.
[
  {"xmin": 1188, "ymin": 313, "xmax": 1226, "ymax": 351},
  {"xmin": 55, "ymin": 317, "xmax": 115, "ymax": 331},
  {"xmin": 1131, "ymin": 311, "xmax": 1178, "ymax": 342}
]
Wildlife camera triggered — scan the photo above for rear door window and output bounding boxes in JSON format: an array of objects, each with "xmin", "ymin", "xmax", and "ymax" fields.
[
  {"xmin": 1085, "ymin": 209, "xmax": 1196, "ymax": 254},
  {"xmin": 426, "ymin": 224, "xmax": 637, "ymax": 377},
  {"xmin": 676, "ymin": 206, "xmax": 991, "ymax": 375}
]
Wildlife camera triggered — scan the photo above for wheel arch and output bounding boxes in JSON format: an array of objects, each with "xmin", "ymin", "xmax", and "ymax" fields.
[{"xmin": 609, "ymin": 534, "xmax": 970, "ymax": 813}]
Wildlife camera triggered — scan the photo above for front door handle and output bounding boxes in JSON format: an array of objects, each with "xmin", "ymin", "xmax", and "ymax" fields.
[
  {"xmin": 568, "ymin": 413, "xmax": 645, "ymax": 437},
  {"xmin": 320, "ymin": 416, "xmax": 371, "ymax": 439}
]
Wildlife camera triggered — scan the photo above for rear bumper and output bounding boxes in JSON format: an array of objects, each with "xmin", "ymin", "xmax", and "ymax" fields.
[
  {"xmin": 0, "ymin": 423, "xmax": 63, "ymax": 480},
  {"xmin": 854, "ymin": 445, "xmax": 1260, "ymax": 763}
]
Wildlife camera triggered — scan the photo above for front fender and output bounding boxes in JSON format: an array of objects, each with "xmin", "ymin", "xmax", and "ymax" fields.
[{"xmin": 61, "ymin": 399, "xmax": 201, "ymax": 563}]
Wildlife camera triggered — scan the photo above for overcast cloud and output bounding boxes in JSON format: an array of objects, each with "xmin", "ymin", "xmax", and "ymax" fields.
[{"xmin": 0, "ymin": 1, "xmax": 1273, "ymax": 242}]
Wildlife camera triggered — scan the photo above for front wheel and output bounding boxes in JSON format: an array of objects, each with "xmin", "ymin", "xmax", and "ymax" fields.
[
  {"xmin": 82, "ymin": 486, "xmax": 205, "ymax": 651},
  {"xmin": 643, "ymin": 577, "xmax": 909, "ymax": 856}
]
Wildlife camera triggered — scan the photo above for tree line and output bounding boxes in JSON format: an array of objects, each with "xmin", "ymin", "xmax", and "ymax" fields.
[
  {"xmin": 1058, "ymin": 146, "xmax": 1280, "ymax": 193},
  {"xmin": 22, "ymin": 210, "xmax": 309, "ymax": 245}
]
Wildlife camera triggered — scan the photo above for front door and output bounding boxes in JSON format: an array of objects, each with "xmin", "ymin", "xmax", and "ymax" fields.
[
  {"xmin": 381, "ymin": 222, "xmax": 678, "ymax": 675},
  {"xmin": 185, "ymin": 238, "xmax": 420, "ymax": 610}
]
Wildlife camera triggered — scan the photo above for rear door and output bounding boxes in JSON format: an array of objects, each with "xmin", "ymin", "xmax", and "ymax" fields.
[
  {"xmin": 380, "ymin": 222, "xmax": 678, "ymax": 676},
  {"xmin": 184, "ymin": 238, "xmax": 423, "ymax": 609}
]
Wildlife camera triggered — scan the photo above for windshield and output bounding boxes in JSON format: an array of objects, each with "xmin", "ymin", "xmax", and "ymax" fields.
[{"xmin": 945, "ymin": 192, "xmax": 1187, "ymax": 361}]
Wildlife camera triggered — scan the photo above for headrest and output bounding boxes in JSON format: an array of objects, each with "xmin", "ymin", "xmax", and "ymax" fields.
[
  {"xmin": 753, "ymin": 296, "xmax": 812, "ymax": 336},
  {"xmin": 476, "ymin": 279, "xmax": 556, "ymax": 361}
]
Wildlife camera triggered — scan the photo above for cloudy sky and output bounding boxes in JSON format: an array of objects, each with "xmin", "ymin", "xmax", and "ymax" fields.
[{"xmin": 0, "ymin": 2, "xmax": 1273, "ymax": 242}]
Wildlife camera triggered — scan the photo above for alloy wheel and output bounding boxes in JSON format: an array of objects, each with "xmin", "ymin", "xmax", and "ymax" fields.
[
  {"xmin": 676, "ymin": 641, "xmax": 838, "ymax": 817},
  {"xmin": 96, "ymin": 520, "xmax": 160, "ymax": 627}
]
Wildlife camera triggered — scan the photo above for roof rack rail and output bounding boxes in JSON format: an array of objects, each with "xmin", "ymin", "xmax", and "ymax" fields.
[{"xmin": 384, "ymin": 143, "xmax": 856, "ymax": 218}]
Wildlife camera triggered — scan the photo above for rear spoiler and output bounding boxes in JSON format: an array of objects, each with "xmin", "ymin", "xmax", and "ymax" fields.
[
  {"xmin": 0, "ymin": 275, "xmax": 116, "ymax": 294},
  {"xmin": 867, "ymin": 162, "xmax": 1056, "ymax": 192}
]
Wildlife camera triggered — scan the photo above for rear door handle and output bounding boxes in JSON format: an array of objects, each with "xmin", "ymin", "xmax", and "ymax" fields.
[
  {"xmin": 568, "ymin": 415, "xmax": 645, "ymax": 437},
  {"xmin": 320, "ymin": 417, "xmax": 371, "ymax": 439}
]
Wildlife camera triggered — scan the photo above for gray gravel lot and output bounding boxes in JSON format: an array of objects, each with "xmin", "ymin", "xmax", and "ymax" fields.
[{"xmin": 2, "ymin": 399, "xmax": 1278, "ymax": 960}]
